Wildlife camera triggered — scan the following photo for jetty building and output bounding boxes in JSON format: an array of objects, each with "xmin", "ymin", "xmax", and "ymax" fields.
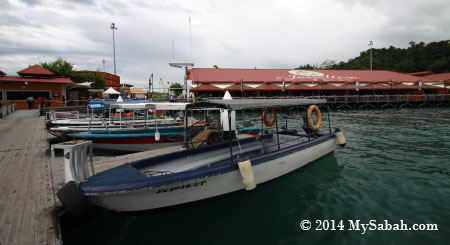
[
  {"xmin": 0, "ymin": 65, "xmax": 73, "ymax": 110},
  {"xmin": 189, "ymin": 68, "xmax": 445, "ymax": 98}
]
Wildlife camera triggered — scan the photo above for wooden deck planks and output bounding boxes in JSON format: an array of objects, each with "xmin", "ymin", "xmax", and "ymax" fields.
[
  {"xmin": 0, "ymin": 125, "xmax": 32, "ymax": 244},
  {"xmin": 0, "ymin": 114, "xmax": 59, "ymax": 245}
]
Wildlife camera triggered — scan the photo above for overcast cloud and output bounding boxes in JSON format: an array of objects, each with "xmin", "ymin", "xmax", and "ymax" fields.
[{"xmin": 0, "ymin": 0, "xmax": 449, "ymax": 89}]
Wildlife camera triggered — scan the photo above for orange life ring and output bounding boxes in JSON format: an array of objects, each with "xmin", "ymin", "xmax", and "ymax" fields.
[
  {"xmin": 262, "ymin": 108, "xmax": 276, "ymax": 127},
  {"xmin": 307, "ymin": 105, "xmax": 322, "ymax": 131},
  {"xmin": 155, "ymin": 110, "xmax": 165, "ymax": 117}
]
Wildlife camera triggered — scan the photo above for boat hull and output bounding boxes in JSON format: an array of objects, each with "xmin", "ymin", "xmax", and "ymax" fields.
[{"xmin": 86, "ymin": 135, "xmax": 337, "ymax": 212}]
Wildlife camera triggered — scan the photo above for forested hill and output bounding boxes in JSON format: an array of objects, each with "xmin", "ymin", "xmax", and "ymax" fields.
[{"xmin": 297, "ymin": 40, "xmax": 450, "ymax": 73}]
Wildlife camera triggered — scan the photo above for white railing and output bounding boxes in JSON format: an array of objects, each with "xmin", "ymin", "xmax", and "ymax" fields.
[
  {"xmin": 1, "ymin": 103, "xmax": 16, "ymax": 119},
  {"xmin": 51, "ymin": 140, "xmax": 94, "ymax": 184}
]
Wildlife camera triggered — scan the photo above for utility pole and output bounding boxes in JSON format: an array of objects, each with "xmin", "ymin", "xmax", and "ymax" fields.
[
  {"xmin": 369, "ymin": 40, "xmax": 373, "ymax": 70},
  {"xmin": 111, "ymin": 23, "xmax": 118, "ymax": 75}
]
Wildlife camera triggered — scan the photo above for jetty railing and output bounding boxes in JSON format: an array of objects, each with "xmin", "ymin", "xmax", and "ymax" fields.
[
  {"xmin": 1, "ymin": 103, "xmax": 16, "ymax": 119},
  {"xmin": 203, "ymin": 94, "xmax": 450, "ymax": 109},
  {"xmin": 319, "ymin": 94, "xmax": 450, "ymax": 108}
]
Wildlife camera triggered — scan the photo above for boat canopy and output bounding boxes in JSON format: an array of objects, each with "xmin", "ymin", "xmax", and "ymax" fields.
[
  {"xmin": 110, "ymin": 102, "xmax": 190, "ymax": 110},
  {"xmin": 110, "ymin": 103, "xmax": 154, "ymax": 109},
  {"xmin": 107, "ymin": 99, "xmax": 325, "ymax": 111},
  {"xmin": 153, "ymin": 103, "xmax": 189, "ymax": 110},
  {"xmin": 191, "ymin": 98, "xmax": 327, "ymax": 110}
]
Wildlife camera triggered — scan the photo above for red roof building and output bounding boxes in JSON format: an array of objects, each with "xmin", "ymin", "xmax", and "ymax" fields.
[
  {"xmin": 17, "ymin": 64, "xmax": 55, "ymax": 77},
  {"xmin": 255, "ymin": 82, "xmax": 282, "ymax": 91},
  {"xmin": 359, "ymin": 83, "xmax": 389, "ymax": 90},
  {"xmin": 224, "ymin": 81, "xmax": 257, "ymax": 92},
  {"xmin": 421, "ymin": 73, "xmax": 450, "ymax": 82},
  {"xmin": 188, "ymin": 68, "xmax": 443, "ymax": 97},
  {"xmin": 408, "ymin": 71, "xmax": 435, "ymax": 77},
  {"xmin": 0, "ymin": 65, "xmax": 73, "ymax": 109}
]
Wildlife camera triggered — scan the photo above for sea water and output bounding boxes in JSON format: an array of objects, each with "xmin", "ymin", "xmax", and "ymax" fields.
[{"xmin": 62, "ymin": 107, "xmax": 450, "ymax": 244}]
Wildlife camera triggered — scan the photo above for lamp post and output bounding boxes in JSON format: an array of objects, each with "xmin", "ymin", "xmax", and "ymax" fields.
[
  {"xmin": 111, "ymin": 23, "xmax": 118, "ymax": 75},
  {"xmin": 149, "ymin": 73, "xmax": 153, "ymax": 99},
  {"xmin": 368, "ymin": 41, "xmax": 373, "ymax": 70}
]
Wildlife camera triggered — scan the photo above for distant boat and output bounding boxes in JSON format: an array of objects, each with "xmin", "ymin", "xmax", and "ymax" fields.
[
  {"xmin": 47, "ymin": 102, "xmax": 194, "ymax": 136},
  {"xmin": 65, "ymin": 124, "xmax": 260, "ymax": 153},
  {"xmin": 57, "ymin": 99, "xmax": 346, "ymax": 216}
]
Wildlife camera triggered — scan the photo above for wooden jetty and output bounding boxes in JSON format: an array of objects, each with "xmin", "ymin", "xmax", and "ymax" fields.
[{"xmin": 0, "ymin": 110, "xmax": 58, "ymax": 245}]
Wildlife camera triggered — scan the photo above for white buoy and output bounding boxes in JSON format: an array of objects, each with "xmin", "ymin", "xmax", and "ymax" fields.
[
  {"xmin": 238, "ymin": 160, "xmax": 256, "ymax": 190},
  {"xmin": 334, "ymin": 128, "xmax": 346, "ymax": 147},
  {"xmin": 155, "ymin": 123, "xmax": 160, "ymax": 141}
]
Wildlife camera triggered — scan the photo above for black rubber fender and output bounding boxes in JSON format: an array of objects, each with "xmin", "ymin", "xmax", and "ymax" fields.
[{"xmin": 57, "ymin": 181, "xmax": 98, "ymax": 222}]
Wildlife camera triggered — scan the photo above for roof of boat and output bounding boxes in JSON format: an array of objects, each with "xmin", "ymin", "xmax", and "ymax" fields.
[
  {"xmin": 110, "ymin": 102, "xmax": 190, "ymax": 110},
  {"xmin": 192, "ymin": 98, "xmax": 327, "ymax": 110}
]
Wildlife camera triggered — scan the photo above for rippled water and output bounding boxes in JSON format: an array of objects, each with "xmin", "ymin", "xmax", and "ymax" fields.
[{"xmin": 63, "ymin": 107, "xmax": 450, "ymax": 244}]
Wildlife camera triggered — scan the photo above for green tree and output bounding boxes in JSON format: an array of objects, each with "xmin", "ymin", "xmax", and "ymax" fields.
[
  {"xmin": 41, "ymin": 58, "xmax": 85, "ymax": 83},
  {"xmin": 83, "ymin": 71, "xmax": 106, "ymax": 88},
  {"xmin": 294, "ymin": 64, "xmax": 315, "ymax": 69},
  {"xmin": 303, "ymin": 40, "xmax": 450, "ymax": 73},
  {"xmin": 169, "ymin": 82, "xmax": 183, "ymax": 96}
]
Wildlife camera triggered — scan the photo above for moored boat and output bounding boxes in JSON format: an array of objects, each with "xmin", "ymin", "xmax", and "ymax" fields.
[
  {"xmin": 47, "ymin": 102, "xmax": 194, "ymax": 137},
  {"xmin": 57, "ymin": 98, "xmax": 346, "ymax": 216}
]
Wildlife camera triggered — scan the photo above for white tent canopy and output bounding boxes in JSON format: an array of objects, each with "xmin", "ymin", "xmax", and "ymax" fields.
[{"xmin": 103, "ymin": 87, "xmax": 120, "ymax": 95}]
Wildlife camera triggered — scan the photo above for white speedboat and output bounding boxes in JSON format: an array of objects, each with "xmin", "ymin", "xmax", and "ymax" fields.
[{"xmin": 57, "ymin": 99, "xmax": 345, "ymax": 218}]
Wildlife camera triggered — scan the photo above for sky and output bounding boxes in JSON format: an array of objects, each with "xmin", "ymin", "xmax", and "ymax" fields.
[{"xmin": 1, "ymin": 0, "xmax": 449, "ymax": 89}]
